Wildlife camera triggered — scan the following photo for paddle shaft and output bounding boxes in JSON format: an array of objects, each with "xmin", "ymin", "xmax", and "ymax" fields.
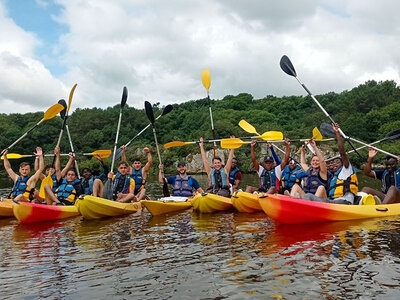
[
  {"xmin": 65, "ymin": 124, "xmax": 80, "ymax": 179},
  {"xmin": 6, "ymin": 119, "xmax": 43, "ymax": 150},
  {"xmin": 111, "ymin": 109, "xmax": 123, "ymax": 171},
  {"xmin": 271, "ymin": 144, "xmax": 300, "ymax": 165}
]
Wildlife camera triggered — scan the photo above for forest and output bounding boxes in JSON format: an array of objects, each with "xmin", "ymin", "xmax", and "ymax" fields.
[{"xmin": 1, "ymin": 80, "xmax": 399, "ymax": 177}]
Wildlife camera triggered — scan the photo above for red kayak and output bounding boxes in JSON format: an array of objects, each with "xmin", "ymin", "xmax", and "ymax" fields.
[{"xmin": 13, "ymin": 202, "xmax": 80, "ymax": 223}]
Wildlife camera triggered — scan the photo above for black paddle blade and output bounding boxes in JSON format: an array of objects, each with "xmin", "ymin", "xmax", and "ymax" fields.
[
  {"xmin": 145, "ymin": 101, "xmax": 155, "ymax": 124},
  {"xmin": 121, "ymin": 86, "xmax": 128, "ymax": 108},
  {"xmin": 386, "ymin": 128, "xmax": 400, "ymax": 140},
  {"xmin": 58, "ymin": 99, "xmax": 67, "ymax": 120},
  {"xmin": 280, "ymin": 55, "xmax": 297, "ymax": 77},
  {"xmin": 162, "ymin": 104, "xmax": 173, "ymax": 116},
  {"xmin": 320, "ymin": 123, "xmax": 335, "ymax": 138}
]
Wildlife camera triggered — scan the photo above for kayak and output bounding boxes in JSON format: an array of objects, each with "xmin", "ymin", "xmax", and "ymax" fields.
[
  {"xmin": 76, "ymin": 195, "xmax": 142, "ymax": 220},
  {"xmin": 231, "ymin": 191, "xmax": 262, "ymax": 213},
  {"xmin": 191, "ymin": 193, "xmax": 233, "ymax": 213},
  {"xmin": 259, "ymin": 193, "xmax": 400, "ymax": 224},
  {"xmin": 0, "ymin": 199, "xmax": 14, "ymax": 217},
  {"xmin": 141, "ymin": 196, "xmax": 192, "ymax": 216},
  {"xmin": 13, "ymin": 202, "xmax": 80, "ymax": 223}
]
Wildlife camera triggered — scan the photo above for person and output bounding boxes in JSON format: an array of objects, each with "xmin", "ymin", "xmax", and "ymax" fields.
[
  {"xmin": 290, "ymin": 140, "xmax": 329, "ymax": 198},
  {"xmin": 280, "ymin": 158, "xmax": 307, "ymax": 194},
  {"xmin": 303, "ymin": 123, "xmax": 359, "ymax": 204},
  {"xmin": 3, "ymin": 147, "xmax": 44, "ymax": 202},
  {"xmin": 229, "ymin": 158, "xmax": 242, "ymax": 192},
  {"xmin": 80, "ymin": 154, "xmax": 108, "ymax": 197},
  {"xmin": 362, "ymin": 149, "xmax": 400, "ymax": 204},
  {"xmin": 107, "ymin": 161, "xmax": 136, "ymax": 203},
  {"xmin": 199, "ymin": 137, "xmax": 234, "ymax": 197},
  {"xmin": 121, "ymin": 146, "xmax": 152, "ymax": 200},
  {"xmin": 158, "ymin": 161, "xmax": 204, "ymax": 197},
  {"xmin": 246, "ymin": 140, "xmax": 291, "ymax": 194}
]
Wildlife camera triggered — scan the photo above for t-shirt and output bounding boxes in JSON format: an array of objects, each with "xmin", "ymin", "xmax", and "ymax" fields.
[
  {"xmin": 374, "ymin": 169, "xmax": 396, "ymax": 193},
  {"xmin": 257, "ymin": 165, "xmax": 282, "ymax": 180},
  {"xmin": 166, "ymin": 176, "xmax": 201, "ymax": 190}
]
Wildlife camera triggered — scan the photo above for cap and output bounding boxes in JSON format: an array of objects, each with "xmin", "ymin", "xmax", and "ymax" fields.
[
  {"xmin": 177, "ymin": 161, "xmax": 186, "ymax": 167},
  {"xmin": 263, "ymin": 156, "xmax": 274, "ymax": 162}
]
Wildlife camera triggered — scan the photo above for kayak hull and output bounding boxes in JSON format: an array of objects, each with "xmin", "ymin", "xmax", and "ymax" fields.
[
  {"xmin": 141, "ymin": 198, "xmax": 192, "ymax": 216},
  {"xmin": 259, "ymin": 194, "xmax": 400, "ymax": 223},
  {"xmin": 0, "ymin": 199, "xmax": 14, "ymax": 217},
  {"xmin": 13, "ymin": 202, "xmax": 80, "ymax": 223},
  {"xmin": 76, "ymin": 195, "xmax": 141, "ymax": 220},
  {"xmin": 191, "ymin": 193, "xmax": 233, "ymax": 213},
  {"xmin": 231, "ymin": 191, "xmax": 262, "ymax": 213}
]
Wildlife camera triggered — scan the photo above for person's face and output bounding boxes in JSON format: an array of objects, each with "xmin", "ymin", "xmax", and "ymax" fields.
[
  {"xmin": 19, "ymin": 165, "xmax": 30, "ymax": 177},
  {"xmin": 213, "ymin": 159, "xmax": 222, "ymax": 170},
  {"xmin": 45, "ymin": 167, "xmax": 55, "ymax": 176},
  {"xmin": 289, "ymin": 160, "xmax": 297, "ymax": 170},
  {"xmin": 177, "ymin": 165, "xmax": 187, "ymax": 175},
  {"xmin": 263, "ymin": 161, "xmax": 274, "ymax": 170},
  {"xmin": 310, "ymin": 156, "xmax": 320, "ymax": 169},
  {"xmin": 132, "ymin": 161, "xmax": 142, "ymax": 171},
  {"xmin": 231, "ymin": 159, "xmax": 237, "ymax": 168},
  {"xmin": 330, "ymin": 158, "xmax": 342, "ymax": 172},
  {"xmin": 82, "ymin": 169, "xmax": 92, "ymax": 179},
  {"xmin": 118, "ymin": 164, "xmax": 129, "ymax": 175},
  {"xmin": 385, "ymin": 159, "xmax": 398, "ymax": 172},
  {"xmin": 66, "ymin": 170, "xmax": 77, "ymax": 182}
]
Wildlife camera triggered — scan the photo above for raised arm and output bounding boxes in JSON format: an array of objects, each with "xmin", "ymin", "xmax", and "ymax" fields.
[
  {"xmin": 54, "ymin": 147, "xmax": 62, "ymax": 180},
  {"xmin": 250, "ymin": 140, "xmax": 260, "ymax": 171},
  {"xmin": 279, "ymin": 139, "xmax": 291, "ymax": 169},
  {"xmin": 142, "ymin": 147, "xmax": 152, "ymax": 177},
  {"xmin": 158, "ymin": 164, "xmax": 166, "ymax": 183},
  {"xmin": 333, "ymin": 123, "xmax": 349, "ymax": 168},
  {"xmin": 2, "ymin": 150, "xmax": 18, "ymax": 182},
  {"xmin": 310, "ymin": 139, "xmax": 327, "ymax": 180},
  {"xmin": 364, "ymin": 148, "xmax": 377, "ymax": 178},
  {"xmin": 270, "ymin": 143, "xmax": 281, "ymax": 165},
  {"xmin": 299, "ymin": 145, "xmax": 308, "ymax": 171},
  {"xmin": 60, "ymin": 152, "xmax": 75, "ymax": 178},
  {"xmin": 30, "ymin": 147, "xmax": 44, "ymax": 182},
  {"xmin": 224, "ymin": 148, "xmax": 235, "ymax": 175},
  {"xmin": 199, "ymin": 137, "xmax": 211, "ymax": 175},
  {"xmin": 94, "ymin": 154, "xmax": 109, "ymax": 181}
]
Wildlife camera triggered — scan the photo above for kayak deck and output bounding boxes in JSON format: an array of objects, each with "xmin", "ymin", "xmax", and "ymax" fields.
[
  {"xmin": 141, "ymin": 198, "xmax": 192, "ymax": 216},
  {"xmin": 13, "ymin": 202, "xmax": 80, "ymax": 223},
  {"xmin": 0, "ymin": 199, "xmax": 14, "ymax": 217},
  {"xmin": 259, "ymin": 194, "xmax": 400, "ymax": 223},
  {"xmin": 191, "ymin": 193, "xmax": 233, "ymax": 213},
  {"xmin": 231, "ymin": 191, "xmax": 263, "ymax": 213}
]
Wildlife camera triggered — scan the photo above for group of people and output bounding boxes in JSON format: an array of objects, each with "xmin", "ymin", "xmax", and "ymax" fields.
[{"xmin": 2, "ymin": 122, "xmax": 400, "ymax": 206}]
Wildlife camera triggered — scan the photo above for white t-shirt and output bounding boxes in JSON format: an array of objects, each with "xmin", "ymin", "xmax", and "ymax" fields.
[
  {"xmin": 336, "ymin": 162, "xmax": 354, "ymax": 180},
  {"xmin": 257, "ymin": 165, "xmax": 282, "ymax": 181}
]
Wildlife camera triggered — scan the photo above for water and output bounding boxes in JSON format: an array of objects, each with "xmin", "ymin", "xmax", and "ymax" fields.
[{"xmin": 0, "ymin": 174, "xmax": 399, "ymax": 299}]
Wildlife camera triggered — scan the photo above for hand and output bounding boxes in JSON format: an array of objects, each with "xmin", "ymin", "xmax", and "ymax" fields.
[
  {"xmin": 332, "ymin": 123, "xmax": 340, "ymax": 134},
  {"xmin": 159, "ymin": 164, "xmax": 164, "ymax": 170},
  {"xmin": 94, "ymin": 154, "xmax": 104, "ymax": 163},
  {"xmin": 284, "ymin": 138, "xmax": 290, "ymax": 147},
  {"xmin": 267, "ymin": 142, "xmax": 272, "ymax": 147},
  {"xmin": 107, "ymin": 171, "xmax": 114, "ymax": 179},
  {"xmin": 68, "ymin": 152, "xmax": 75, "ymax": 160},
  {"xmin": 199, "ymin": 137, "xmax": 204, "ymax": 144},
  {"xmin": 368, "ymin": 148, "xmax": 378, "ymax": 159},
  {"xmin": 143, "ymin": 147, "xmax": 150, "ymax": 153},
  {"xmin": 2, "ymin": 149, "xmax": 8, "ymax": 156},
  {"xmin": 54, "ymin": 146, "xmax": 60, "ymax": 155},
  {"xmin": 251, "ymin": 140, "xmax": 256, "ymax": 147},
  {"xmin": 121, "ymin": 145, "xmax": 127, "ymax": 151},
  {"xmin": 300, "ymin": 145, "xmax": 306, "ymax": 152},
  {"xmin": 34, "ymin": 147, "xmax": 43, "ymax": 156},
  {"xmin": 308, "ymin": 139, "xmax": 316, "ymax": 148}
]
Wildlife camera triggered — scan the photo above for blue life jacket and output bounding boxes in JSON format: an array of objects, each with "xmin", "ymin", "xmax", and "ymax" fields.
[
  {"xmin": 131, "ymin": 168, "xmax": 145, "ymax": 194},
  {"xmin": 260, "ymin": 168, "xmax": 276, "ymax": 191},
  {"xmin": 303, "ymin": 168, "xmax": 328, "ymax": 194},
  {"xmin": 81, "ymin": 177, "xmax": 94, "ymax": 195},
  {"xmin": 112, "ymin": 173, "xmax": 132, "ymax": 200},
  {"xmin": 210, "ymin": 168, "xmax": 229, "ymax": 190},
  {"xmin": 173, "ymin": 175, "xmax": 194, "ymax": 197},
  {"xmin": 280, "ymin": 165, "xmax": 304, "ymax": 190},
  {"xmin": 51, "ymin": 173, "xmax": 59, "ymax": 193},
  {"xmin": 56, "ymin": 178, "xmax": 81, "ymax": 204},
  {"xmin": 328, "ymin": 166, "xmax": 358, "ymax": 198},
  {"xmin": 229, "ymin": 168, "xmax": 240, "ymax": 185},
  {"xmin": 381, "ymin": 168, "xmax": 400, "ymax": 193},
  {"xmin": 11, "ymin": 176, "xmax": 30, "ymax": 198}
]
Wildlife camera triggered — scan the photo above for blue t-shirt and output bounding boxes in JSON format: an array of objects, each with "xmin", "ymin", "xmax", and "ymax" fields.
[{"xmin": 166, "ymin": 176, "xmax": 201, "ymax": 190}]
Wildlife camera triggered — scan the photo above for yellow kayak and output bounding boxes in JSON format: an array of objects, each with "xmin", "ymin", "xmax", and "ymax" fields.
[
  {"xmin": 141, "ymin": 197, "xmax": 192, "ymax": 216},
  {"xmin": 76, "ymin": 195, "xmax": 142, "ymax": 220},
  {"xmin": 0, "ymin": 199, "xmax": 14, "ymax": 217},
  {"xmin": 191, "ymin": 193, "xmax": 233, "ymax": 213},
  {"xmin": 231, "ymin": 191, "xmax": 263, "ymax": 213}
]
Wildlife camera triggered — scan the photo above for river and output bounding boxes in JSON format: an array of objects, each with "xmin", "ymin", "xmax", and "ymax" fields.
[{"xmin": 0, "ymin": 173, "xmax": 399, "ymax": 299}]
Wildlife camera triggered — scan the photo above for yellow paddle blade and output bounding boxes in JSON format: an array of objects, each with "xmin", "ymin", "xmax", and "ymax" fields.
[
  {"xmin": 312, "ymin": 127, "xmax": 323, "ymax": 141},
  {"xmin": 201, "ymin": 69, "xmax": 211, "ymax": 92},
  {"xmin": 39, "ymin": 174, "xmax": 54, "ymax": 199},
  {"xmin": 0, "ymin": 153, "xmax": 28, "ymax": 160},
  {"xmin": 68, "ymin": 83, "xmax": 78, "ymax": 112},
  {"xmin": 238, "ymin": 120, "xmax": 259, "ymax": 135},
  {"xmin": 88, "ymin": 149, "xmax": 112, "ymax": 158},
  {"xmin": 164, "ymin": 141, "xmax": 189, "ymax": 149},
  {"xmin": 257, "ymin": 131, "xmax": 284, "ymax": 140},
  {"xmin": 42, "ymin": 103, "xmax": 65, "ymax": 121},
  {"xmin": 220, "ymin": 138, "xmax": 247, "ymax": 149}
]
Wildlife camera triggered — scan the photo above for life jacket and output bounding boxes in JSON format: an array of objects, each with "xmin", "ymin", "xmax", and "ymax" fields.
[
  {"xmin": 51, "ymin": 173, "xmax": 59, "ymax": 193},
  {"xmin": 229, "ymin": 167, "xmax": 240, "ymax": 185},
  {"xmin": 131, "ymin": 168, "xmax": 145, "ymax": 194},
  {"xmin": 172, "ymin": 175, "xmax": 194, "ymax": 197},
  {"xmin": 381, "ymin": 168, "xmax": 400, "ymax": 193},
  {"xmin": 328, "ymin": 166, "xmax": 358, "ymax": 198},
  {"xmin": 210, "ymin": 168, "xmax": 229, "ymax": 190},
  {"xmin": 11, "ymin": 176, "xmax": 34, "ymax": 200},
  {"xmin": 280, "ymin": 165, "xmax": 303, "ymax": 190},
  {"xmin": 259, "ymin": 168, "xmax": 277, "ymax": 191},
  {"xmin": 112, "ymin": 173, "xmax": 134, "ymax": 200},
  {"xmin": 303, "ymin": 168, "xmax": 327, "ymax": 194},
  {"xmin": 56, "ymin": 178, "xmax": 81, "ymax": 204},
  {"xmin": 81, "ymin": 177, "xmax": 94, "ymax": 195}
]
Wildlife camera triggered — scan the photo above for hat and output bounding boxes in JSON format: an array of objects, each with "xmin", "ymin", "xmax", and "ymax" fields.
[
  {"xmin": 177, "ymin": 161, "xmax": 186, "ymax": 167},
  {"xmin": 263, "ymin": 156, "xmax": 274, "ymax": 162}
]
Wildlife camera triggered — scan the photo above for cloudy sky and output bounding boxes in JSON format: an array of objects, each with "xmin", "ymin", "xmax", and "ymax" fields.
[{"xmin": 1, "ymin": 0, "xmax": 400, "ymax": 113}]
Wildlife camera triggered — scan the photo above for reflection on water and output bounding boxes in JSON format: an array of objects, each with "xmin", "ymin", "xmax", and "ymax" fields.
[{"xmin": 0, "ymin": 174, "xmax": 399, "ymax": 298}]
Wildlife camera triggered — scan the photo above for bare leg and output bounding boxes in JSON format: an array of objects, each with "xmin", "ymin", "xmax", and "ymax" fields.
[
  {"xmin": 383, "ymin": 186, "xmax": 400, "ymax": 204},
  {"xmin": 44, "ymin": 185, "xmax": 60, "ymax": 205},
  {"xmin": 14, "ymin": 194, "xmax": 29, "ymax": 202},
  {"xmin": 92, "ymin": 179, "xmax": 103, "ymax": 197},
  {"xmin": 315, "ymin": 185, "xmax": 327, "ymax": 198},
  {"xmin": 245, "ymin": 186, "xmax": 257, "ymax": 193},
  {"xmin": 116, "ymin": 193, "xmax": 137, "ymax": 203},
  {"xmin": 290, "ymin": 184, "xmax": 305, "ymax": 198},
  {"xmin": 267, "ymin": 187, "xmax": 277, "ymax": 194},
  {"xmin": 361, "ymin": 187, "xmax": 385, "ymax": 201},
  {"xmin": 135, "ymin": 188, "xmax": 146, "ymax": 201}
]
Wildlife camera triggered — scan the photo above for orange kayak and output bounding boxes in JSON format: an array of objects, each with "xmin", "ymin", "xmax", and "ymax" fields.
[{"xmin": 13, "ymin": 202, "xmax": 80, "ymax": 223}]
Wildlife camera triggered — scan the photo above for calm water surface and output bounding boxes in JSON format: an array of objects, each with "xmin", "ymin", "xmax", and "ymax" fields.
[{"xmin": 1, "ymin": 174, "xmax": 399, "ymax": 299}]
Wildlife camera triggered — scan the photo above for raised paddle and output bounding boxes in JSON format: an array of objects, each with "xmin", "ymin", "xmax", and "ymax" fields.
[
  {"xmin": 164, "ymin": 139, "xmax": 222, "ymax": 149},
  {"xmin": 145, "ymin": 101, "xmax": 170, "ymax": 197},
  {"xmin": 238, "ymin": 120, "xmax": 260, "ymax": 136},
  {"xmin": 113, "ymin": 104, "xmax": 174, "ymax": 160},
  {"xmin": 1, "ymin": 150, "xmax": 112, "ymax": 160},
  {"xmin": 103, "ymin": 87, "xmax": 128, "ymax": 200},
  {"xmin": 280, "ymin": 55, "xmax": 398, "ymax": 159},
  {"xmin": 220, "ymin": 137, "xmax": 334, "ymax": 149},
  {"xmin": 202, "ymin": 69, "xmax": 218, "ymax": 157},
  {"xmin": 2, "ymin": 103, "xmax": 64, "ymax": 153}
]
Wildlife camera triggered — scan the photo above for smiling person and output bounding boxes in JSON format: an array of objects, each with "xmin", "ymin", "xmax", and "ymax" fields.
[
  {"xmin": 107, "ymin": 161, "xmax": 136, "ymax": 203},
  {"xmin": 3, "ymin": 147, "xmax": 44, "ymax": 202},
  {"xmin": 362, "ymin": 149, "xmax": 400, "ymax": 204},
  {"xmin": 80, "ymin": 154, "xmax": 108, "ymax": 197}
]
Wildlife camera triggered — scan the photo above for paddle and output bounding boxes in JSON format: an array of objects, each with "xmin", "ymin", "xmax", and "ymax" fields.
[
  {"xmin": 112, "ymin": 104, "xmax": 174, "ymax": 160},
  {"xmin": 103, "ymin": 87, "xmax": 128, "ymax": 200},
  {"xmin": 1, "ymin": 150, "xmax": 112, "ymax": 160},
  {"xmin": 280, "ymin": 55, "xmax": 398, "ymax": 159},
  {"xmin": 164, "ymin": 139, "xmax": 222, "ymax": 149},
  {"xmin": 220, "ymin": 137, "xmax": 334, "ymax": 149},
  {"xmin": 1, "ymin": 103, "xmax": 64, "ymax": 154},
  {"xmin": 202, "ymin": 69, "xmax": 218, "ymax": 156},
  {"xmin": 145, "ymin": 101, "xmax": 170, "ymax": 197}
]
